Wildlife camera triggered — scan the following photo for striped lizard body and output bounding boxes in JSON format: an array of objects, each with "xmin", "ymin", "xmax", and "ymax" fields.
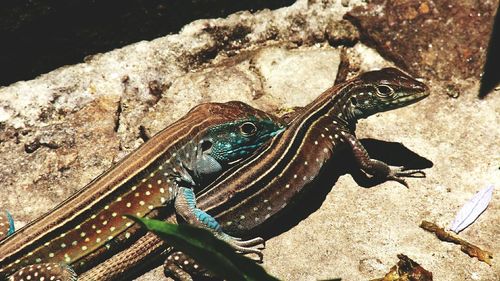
[
  {"xmin": 199, "ymin": 67, "xmax": 429, "ymax": 234},
  {"xmin": 179, "ymin": 67, "xmax": 429, "ymax": 279},
  {"xmin": 78, "ymin": 67, "xmax": 429, "ymax": 281},
  {"xmin": 0, "ymin": 101, "xmax": 285, "ymax": 280}
]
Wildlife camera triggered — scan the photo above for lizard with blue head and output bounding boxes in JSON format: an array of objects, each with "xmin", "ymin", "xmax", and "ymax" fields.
[{"xmin": 0, "ymin": 101, "xmax": 285, "ymax": 281}]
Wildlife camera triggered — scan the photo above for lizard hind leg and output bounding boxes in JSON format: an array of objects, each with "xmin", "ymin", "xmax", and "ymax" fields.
[
  {"xmin": 8, "ymin": 263, "xmax": 77, "ymax": 281},
  {"xmin": 174, "ymin": 187, "xmax": 265, "ymax": 259}
]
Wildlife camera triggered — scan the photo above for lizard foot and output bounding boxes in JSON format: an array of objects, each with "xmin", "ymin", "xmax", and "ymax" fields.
[
  {"xmin": 387, "ymin": 166, "xmax": 426, "ymax": 187},
  {"xmin": 218, "ymin": 234, "xmax": 265, "ymax": 261},
  {"xmin": 162, "ymin": 235, "xmax": 265, "ymax": 279},
  {"xmin": 226, "ymin": 235, "xmax": 265, "ymax": 247}
]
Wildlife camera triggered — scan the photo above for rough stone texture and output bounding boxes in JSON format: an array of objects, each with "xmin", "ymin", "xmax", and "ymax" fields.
[
  {"xmin": 0, "ymin": 0, "xmax": 498, "ymax": 280},
  {"xmin": 0, "ymin": 0, "xmax": 295, "ymax": 86},
  {"xmin": 346, "ymin": 0, "xmax": 498, "ymax": 82},
  {"xmin": 0, "ymin": 97, "xmax": 120, "ymax": 219}
]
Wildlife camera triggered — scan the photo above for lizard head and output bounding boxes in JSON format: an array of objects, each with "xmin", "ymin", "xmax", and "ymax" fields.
[
  {"xmin": 342, "ymin": 67, "xmax": 429, "ymax": 120},
  {"xmin": 191, "ymin": 116, "xmax": 285, "ymax": 182}
]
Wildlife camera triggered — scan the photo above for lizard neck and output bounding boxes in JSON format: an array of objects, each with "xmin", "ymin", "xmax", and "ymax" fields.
[
  {"xmin": 292, "ymin": 79, "xmax": 362, "ymax": 132},
  {"xmin": 198, "ymin": 79, "xmax": 361, "ymax": 216}
]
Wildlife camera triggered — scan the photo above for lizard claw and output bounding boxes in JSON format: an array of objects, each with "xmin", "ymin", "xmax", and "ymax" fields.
[
  {"xmin": 393, "ymin": 166, "xmax": 426, "ymax": 178},
  {"xmin": 387, "ymin": 166, "xmax": 426, "ymax": 187},
  {"xmin": 387, "ymin": 174, "xmax": 409, "ymax": 188},
  {"xmin": 226, "ymin": 235, "xmax": 242, "ymax": 241},
  {"xmin": 225, "ymin": 235, "xmax": 265, "ymax": 249},
  {"xmin": 233, "ymin": 244, "xmax": 264, "ymax": 262},
  {"xmin": 232, "ymin": 237, "xmax": 265, "ymax": 247},
  {"xmin": 219, "ymin": 234, "xmax": 265, "ymax": 261}
]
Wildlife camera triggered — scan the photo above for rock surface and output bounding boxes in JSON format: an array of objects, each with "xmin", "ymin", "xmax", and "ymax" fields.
[
  {"xmin": 0, "ymin": 0, "xmax": 498, "ymax": 280},
  {"xmin": 346, "ymin": 0, "xmax": 498, "ymax": 82}
]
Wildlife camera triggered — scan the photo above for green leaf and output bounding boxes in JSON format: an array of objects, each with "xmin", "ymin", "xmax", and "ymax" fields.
[{"xmin": 128, "ymin": 216, "xmax": 280, "ymax": 281}]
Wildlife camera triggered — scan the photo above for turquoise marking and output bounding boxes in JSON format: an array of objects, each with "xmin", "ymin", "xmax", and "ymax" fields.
[
  {"xmin": 182, "ymin": 188, "xmax": 196, "ymax": 206},
  {"xmin": 194, "ymin": 209, "xmax": 221, "ymax": 231},
  {"xmin": 181, "ymin": 188, "xmax": 222, "ymax": 231},
  {"xmin": 171, "ymin": 116, "xmax": 283, "ymax": 239},
  {"xmin": 214, "ymin": 125, "xmax": 284, "ymax": 162},
  {"xmin": 5, "ymin": 211, "xmax": 14, "ymax": 236}
]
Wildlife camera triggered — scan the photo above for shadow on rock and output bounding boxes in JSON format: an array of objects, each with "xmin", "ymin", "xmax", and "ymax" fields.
[{"xmin": 254, "ymin": 138, "xmax": 433, "ymax": 239}]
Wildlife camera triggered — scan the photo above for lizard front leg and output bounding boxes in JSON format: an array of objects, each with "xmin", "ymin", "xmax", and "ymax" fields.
[
  {"xmin": 175, "ymin": 187, "xmax": 264, "ymax": 255},
  {"xmin": 341, "ymin": 131, "xmax": 425, "ymax": 187}
]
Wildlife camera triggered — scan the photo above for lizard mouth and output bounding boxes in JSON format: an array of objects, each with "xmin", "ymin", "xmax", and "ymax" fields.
[{"xmin": 392, "ymin": 88, "xmax": 429, "ymax": 106}]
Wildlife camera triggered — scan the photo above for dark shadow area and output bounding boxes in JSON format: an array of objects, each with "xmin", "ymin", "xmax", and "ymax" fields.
[
  {"xmin": 249, "ymin": 138, "xmax": 433, "ymax": 240},
  {"xmin": 358, "ymin": 139, "xmax": 433, "ymax": 169},
  {"xmin": 479, "ymin": 4, "xmax": 500, "ymax": 98},
  {"xmin": 0, "ymin": 0, "xmax": 294, "ymax": 86}
]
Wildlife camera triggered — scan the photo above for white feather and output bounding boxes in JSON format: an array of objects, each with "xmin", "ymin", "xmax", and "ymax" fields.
[{"xmin": 449, "ymin": 185, "xmax": 494, "ymax": 233}]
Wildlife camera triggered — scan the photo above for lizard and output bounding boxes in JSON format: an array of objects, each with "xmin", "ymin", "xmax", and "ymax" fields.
[
  {"xmin": 0, "ymin": 101, "xmax": 285, "ymax": 281},
  {"xmin": 77, "ymin": 67, "xmax": 430, "ymax": 281}
]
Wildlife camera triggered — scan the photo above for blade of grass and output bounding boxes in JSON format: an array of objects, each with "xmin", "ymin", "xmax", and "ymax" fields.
[{"xmin": 128, "ymin": 216, "xmax": 280, "ymax": 281}]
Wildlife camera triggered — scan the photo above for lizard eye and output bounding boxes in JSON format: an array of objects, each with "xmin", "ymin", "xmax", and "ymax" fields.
[
  {"xmin": 240, "ymin": 122, "xmax": 257, "ymax": 136},
  {"xmin": 200, "ymin": 140, "xmax": 212, "ymax": 152},
  {"xmin": 376, "ymin": 85, "xmax": 394, "ymax": 97}
]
